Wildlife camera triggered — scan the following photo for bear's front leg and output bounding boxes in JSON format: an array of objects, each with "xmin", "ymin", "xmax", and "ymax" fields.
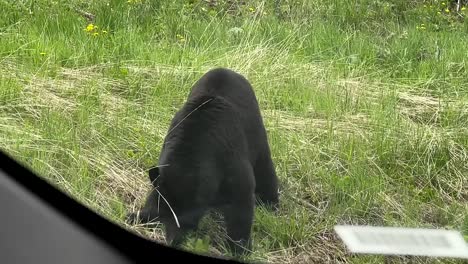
[{"xmin": 164, "ymin": 208, "xmax": 206, "ymax": 249}]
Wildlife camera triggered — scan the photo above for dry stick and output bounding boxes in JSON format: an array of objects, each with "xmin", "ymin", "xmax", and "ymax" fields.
[
  {"xmin": 63, "ymin": 4, "xmax": 95, "ymax": 22},
  {"xmin": 75, "ymin": 9, "xmax": 95, "ymax": 22},
  {"xmin": 288, "ymin": 193, "xmax": 322, "ymax": 212},
  {"xmin": 156, "ymin": 189, "xmax": 180, "ymax": 228}
]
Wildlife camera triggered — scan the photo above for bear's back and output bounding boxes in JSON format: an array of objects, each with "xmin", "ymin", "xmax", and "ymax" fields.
[
  {"xmin": 188, "ymin": 68, "xmax": 259, "ymax": 112},
  {"xmin": 183, "ymin": 68, "xmax": 269, "ymax": 165}
]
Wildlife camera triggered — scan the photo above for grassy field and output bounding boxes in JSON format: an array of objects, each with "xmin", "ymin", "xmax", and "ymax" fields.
[{"xmin": 1, "ymin": 0, "xmax": 467, "ymax": 263}]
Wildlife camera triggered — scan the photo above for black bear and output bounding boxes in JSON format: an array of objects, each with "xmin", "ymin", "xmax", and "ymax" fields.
[{"xmin": 127, "ymin": 68, "xmax": 279, "ymax": 256}]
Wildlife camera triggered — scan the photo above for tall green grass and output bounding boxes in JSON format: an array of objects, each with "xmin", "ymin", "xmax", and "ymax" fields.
[{"xmin": 1, "ymin": 0, "xmax": 467, "ymax": 263}]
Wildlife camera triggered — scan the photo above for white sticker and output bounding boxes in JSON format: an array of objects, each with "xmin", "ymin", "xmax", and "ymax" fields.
[{"xmin": 334, "ymin": 225, "xmax": 468, "ymax": 259}]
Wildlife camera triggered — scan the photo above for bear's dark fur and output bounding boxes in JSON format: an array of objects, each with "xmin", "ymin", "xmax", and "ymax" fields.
[{"xmin": 127, "ymin": 68, "xmax": 279, "ymax": 256}]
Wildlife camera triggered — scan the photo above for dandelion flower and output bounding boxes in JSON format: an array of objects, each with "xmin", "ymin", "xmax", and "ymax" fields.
[
  {"xmin": 85, "ymin": 23, "xmax": 95, "ymax": 32},
  {"xmin": 176, "ymin": 34, "xmax": 186, "ymax": 43}
]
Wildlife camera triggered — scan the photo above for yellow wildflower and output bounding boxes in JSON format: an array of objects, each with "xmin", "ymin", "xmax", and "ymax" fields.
[
  {"xmin": 416, "ymin": 23, "xmax": 426, "ymax": 30},
  {"xmin": 40, "ymin": 52, "xmax": 46, "ymax": 56},
  {"xmin": 85, "ymin": 23, "xmax": 95, "ymax": 32},
  {"xmin": 249, "ymin": 7, "xmax": 255, "ymax": 12},
  {"xmin": 176, "ymin": 34, "xmax": 186, "ymax": 43}
]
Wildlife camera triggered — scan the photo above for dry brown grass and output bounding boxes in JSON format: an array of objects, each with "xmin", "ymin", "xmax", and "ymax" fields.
[{"xmin": 1, "ymin": 56, "xmax": 467, "ymax": 264}]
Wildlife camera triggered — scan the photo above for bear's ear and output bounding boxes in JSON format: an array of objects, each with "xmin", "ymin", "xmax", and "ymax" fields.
[{"xmin": 148, "ymin": 167, "xmax": 159, "ymax": 186}]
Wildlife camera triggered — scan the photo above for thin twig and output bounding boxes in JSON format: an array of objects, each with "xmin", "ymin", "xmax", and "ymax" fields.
[{"xmin": 155, "ymin": 189, "xmax": 180, "ymax": 228}]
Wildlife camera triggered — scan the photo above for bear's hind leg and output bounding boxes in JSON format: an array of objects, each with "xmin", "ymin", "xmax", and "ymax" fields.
[
  {"xmin": 253, "ymin": 153, "xmax": 279, "ymax": 211},
  {"xmin": 222, "ymin": 160, "xmax": 256, "ymax": 256},
  {"xmin": 223, "ymin": 194, "xmax": 255, "ymax": 256}
]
